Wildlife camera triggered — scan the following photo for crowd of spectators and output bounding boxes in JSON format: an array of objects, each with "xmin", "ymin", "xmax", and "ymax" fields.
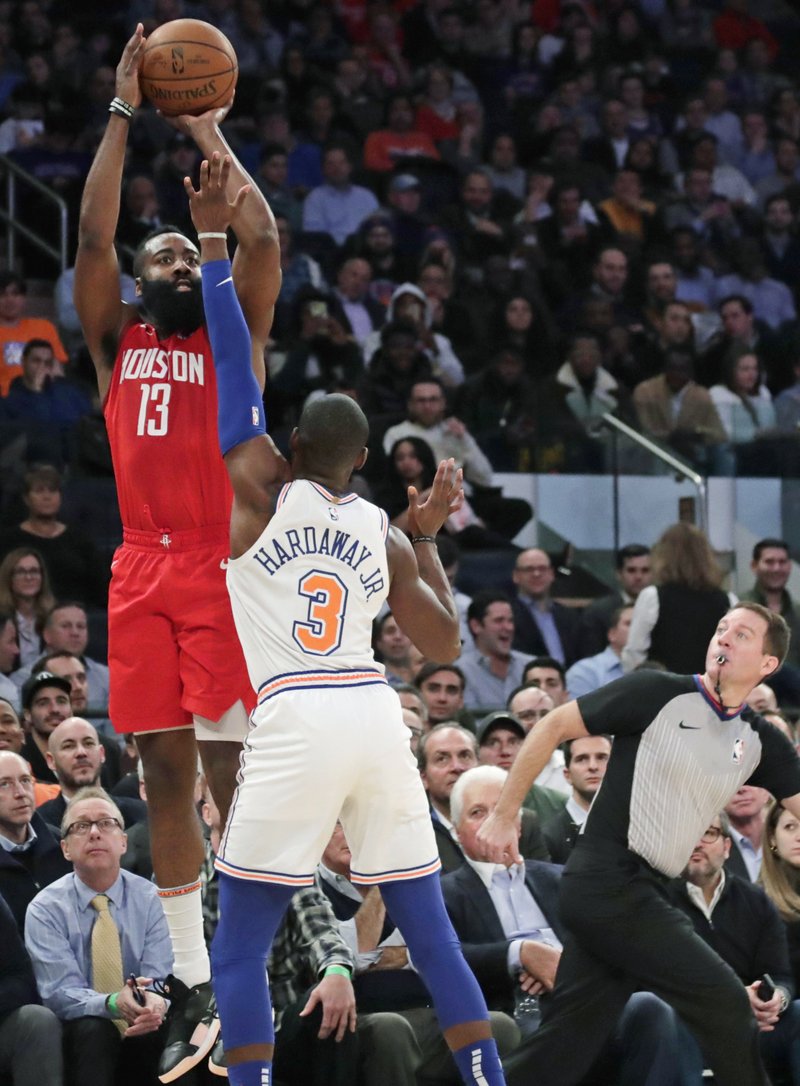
[
  {"xmin": 4, "ymin": 0, "xmax": 800, "ymax": 1083},
  {"xmin": 3, "ymin": 0, "xmax": 800, "ymax": 484}
]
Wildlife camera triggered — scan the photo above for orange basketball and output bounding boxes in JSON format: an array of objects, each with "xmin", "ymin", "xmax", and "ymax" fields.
[{"xmin": 140, "ymin": 19, "xmax": 238, "ymax": 117}]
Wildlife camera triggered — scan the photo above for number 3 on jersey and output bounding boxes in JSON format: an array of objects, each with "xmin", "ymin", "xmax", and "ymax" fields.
[
  {"xmin": 136, "ymin": 383, "xmax": 171, "ymax": 436},
  {"xmin": 294, "ymin": 571, "xmax": 348, "ymax": 655}
]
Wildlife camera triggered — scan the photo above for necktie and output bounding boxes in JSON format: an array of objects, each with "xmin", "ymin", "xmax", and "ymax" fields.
[{"xmin": 90, "ymin": 894, "xmax": 126, "ymax": 1035}]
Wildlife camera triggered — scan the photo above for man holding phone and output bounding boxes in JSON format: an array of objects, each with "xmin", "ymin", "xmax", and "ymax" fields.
[{"xmin": 670, "ymin": 812, "xmax": 800, "ymax": 1084}]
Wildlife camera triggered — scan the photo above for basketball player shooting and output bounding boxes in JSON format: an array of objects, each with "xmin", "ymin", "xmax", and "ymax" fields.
[
  {"xmin": 185, "ymin": 152, "xmax": 509, "ymax": 1086},
  {"xmin": 74, "ymin": 25, "xmax": 281, "ymax": 1082}
]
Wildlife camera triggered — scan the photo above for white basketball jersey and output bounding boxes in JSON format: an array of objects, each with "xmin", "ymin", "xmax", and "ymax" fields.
[{"xmin": 227, "ymin": 479, "xmax": 390, "ymax": 696}]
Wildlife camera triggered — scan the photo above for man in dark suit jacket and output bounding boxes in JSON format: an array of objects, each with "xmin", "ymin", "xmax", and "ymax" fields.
[
  {"xmin": 542, "ymin": 735, "xmax": 612, "ymax": 865},
  {"xmin": 511, "ymin": 549, "xmax": 580, "ymax": 666},
  {"xmin": 442, "ymin": 765, "xmax": 684, "ymax": 1084},
  {"xmin": 418, "ymin": 723, "xmax": 550, "ymax": 875},
  {"xmin": 0, "ymin": 752, "xmax": 71, "ymax": 933},
  {"xmin": 0, "ymin": 890, "xmax": 63, "ymax": 1086},
  {"xmin": 575, "ymin": 544, "xmax": 651, "ymax": 660}
]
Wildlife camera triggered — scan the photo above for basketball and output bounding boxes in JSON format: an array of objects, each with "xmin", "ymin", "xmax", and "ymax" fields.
[{"xmin": 140, "ymin": 19, "xmax": 238, "ymax": 117}]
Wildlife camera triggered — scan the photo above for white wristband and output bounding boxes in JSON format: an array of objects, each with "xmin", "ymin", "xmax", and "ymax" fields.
[{"xmin": 197, "ymin": 232, "xmax": 228, "ymax": 240}]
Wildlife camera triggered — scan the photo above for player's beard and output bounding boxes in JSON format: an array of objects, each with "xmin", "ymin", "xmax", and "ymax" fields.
[{"xmin": 139, "ymin": 277, "xmax": 205, "ymax": 337}]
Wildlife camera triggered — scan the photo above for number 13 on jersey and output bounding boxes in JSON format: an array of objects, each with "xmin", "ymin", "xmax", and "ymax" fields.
[
  {"xmin": 294, "ymin": 571, "xmax": 348, "ymax": 655},
  {"xmin": 136, "ymin": 383, "xmax": 171, "ymax": 436}
]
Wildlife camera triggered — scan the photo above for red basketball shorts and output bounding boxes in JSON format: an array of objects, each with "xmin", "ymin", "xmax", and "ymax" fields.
[{"xmin": 107, "ymin": 526, "xmax": 254, "ymax": 732}]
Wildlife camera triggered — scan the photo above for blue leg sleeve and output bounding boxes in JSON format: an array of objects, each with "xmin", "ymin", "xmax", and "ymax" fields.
[
  {"xmin": 380, "ymin": 873, "xmax": 489, "ymax": 1031},
  {"xmin": 200, "ymin": 258, "xmax": 267, "ymax": 455},
  {"xmin": 380, "ymin": 874, "xmax": 505, "ymax": 1085},
  {"xmin": 210, "ymin": 872, "xmax": 294, "ymax": 1052}
]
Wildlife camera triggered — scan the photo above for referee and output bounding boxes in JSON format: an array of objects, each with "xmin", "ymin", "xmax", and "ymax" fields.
[{"xmin": 478, "ymin": 603, "xmax": 800, "ymax": 1086}]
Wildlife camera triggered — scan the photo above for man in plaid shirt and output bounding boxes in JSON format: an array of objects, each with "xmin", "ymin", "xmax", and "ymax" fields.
[{"xmin": 201, "ymin": 791, "xmax": 358, "ymax": 1081}]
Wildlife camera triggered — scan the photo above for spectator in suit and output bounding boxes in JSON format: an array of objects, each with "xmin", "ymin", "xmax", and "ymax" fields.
[
  {"xmin": 0, "ymin": 750, "xmax": 71, "ymax": 933},
  {"xmin": 442, "ymin": 766, "xmax": 683, "ymax": 1079},
  {"xmin": 419, "ymin": 723, "xmax": 549, "ymax": 876},
  {"xmin": 0, "ymin": 889, "xmax": 63, "ymax": 1086},
  {"xmin": 511, "ymin": 550, "xmax": 579, "ymax": 667},
  {"xmin": 38, "ymin": 718, "xmax": 145, "ymax": 831},
  {"xmin": 542, "ymin": 735, "xmax": 612, "ymax": 864},
  {"xmin": 575, "ymin": 544, "xmax": 652, "ymax": 660},
  {"xmin": 418, "ymin": 723, "xmax": 480, "ymax": 874},
  {"xmin": 25, "ymin": 787, "xmax": 172, "ymax": 1086},
  {"xmin": 725, "ymin": 786, "xmax": 771, "ymax": 882}
]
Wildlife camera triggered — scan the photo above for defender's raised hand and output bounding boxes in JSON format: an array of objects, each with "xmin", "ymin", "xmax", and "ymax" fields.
[
  {"xmin": 184, "ymin": 151, "xmax": 250, "ymax": 237},
  {"xmin": 406, "ymin": 458, "xmax": 463, "ymax": 539}
]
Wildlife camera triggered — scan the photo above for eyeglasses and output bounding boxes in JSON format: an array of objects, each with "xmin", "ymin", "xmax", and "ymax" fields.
[
  {"xmin": 700, "ymin": 826, "xmax": 724, "ymax": 843},
  {"xmin": 64, "ymin": 817, "xmax": 123, "ymax": 837},
  {"xmin": 12, "ymin": 567, "xmax": 42, "ymax": 578}
]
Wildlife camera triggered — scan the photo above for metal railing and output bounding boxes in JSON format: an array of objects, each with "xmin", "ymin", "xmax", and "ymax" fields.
[
  {"xmin": 599, "ymin": 411, "xmax": 708, "ymax": 540},
  {"xmin": 0, "ymin": 153, "xmax": 68, "ymax": 272}
]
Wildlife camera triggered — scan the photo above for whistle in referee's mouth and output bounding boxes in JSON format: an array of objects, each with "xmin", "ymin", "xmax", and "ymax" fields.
[{"xmin": 716, "ymin": 655, "xmax": 727, "ymax": 665}]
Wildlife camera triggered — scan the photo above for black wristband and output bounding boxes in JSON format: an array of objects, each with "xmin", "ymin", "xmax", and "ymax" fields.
[
  {"xmin": 411, "ymin": 535, "xmax": 437, "ymax": 545},
  {"xmin": 109, "ymin": 96, "xmax": 135, "ymax": 121}
]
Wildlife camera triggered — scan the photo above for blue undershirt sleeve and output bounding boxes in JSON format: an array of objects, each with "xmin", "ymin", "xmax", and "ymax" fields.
[{"xmin": 200, "ymin": 257, "xmax": 267, "ymax": 455}]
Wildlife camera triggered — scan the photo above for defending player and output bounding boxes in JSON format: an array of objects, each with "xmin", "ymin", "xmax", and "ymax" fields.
[
  {"xmin": 73, "ymin": 27, "xmax": 281, "ymax": 1081},
  {"xmin": 186, "ymin": 154, "xmax": 508, "ymax": 1086}
]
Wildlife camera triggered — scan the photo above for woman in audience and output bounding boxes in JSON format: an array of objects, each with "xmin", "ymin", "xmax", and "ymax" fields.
[
  {"xmin": 760, "ymin": 800, "xmax": 800, "ymax": 989},
  {"xmin": 493, "ymin": 294, "xmax": 558, "ymax": 376},
  {"xmin": 0, "ymin": 547, "xmax": 54, "ymax": 668},
  {"xmin": 622, "ymin": 522, "xmax": 734, "ymax": 674},
  {"xmin": 709, "ymin": 348, "xmax": 776, "ymax": 443},
  {"xmin": 376, "ymin": 435, "xmax": 505, "ymax": 548},
  {"xmin": 0, "ymin": 463, "xmax": 108, "ymax": 606}
]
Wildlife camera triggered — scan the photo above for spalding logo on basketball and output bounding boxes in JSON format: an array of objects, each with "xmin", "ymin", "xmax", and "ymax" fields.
[{"xmin": 140, "ymin": 19, "xmax": 238, "ymax": 117}]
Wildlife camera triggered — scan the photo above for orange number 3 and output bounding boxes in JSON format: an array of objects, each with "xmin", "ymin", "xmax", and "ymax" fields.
[{"xmin": 294, "ymin": 571, "xmax": 348, "ymax": 655}]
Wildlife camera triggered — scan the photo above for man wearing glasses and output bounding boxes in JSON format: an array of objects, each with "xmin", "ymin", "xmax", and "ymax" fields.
[
  {"xmin": 25, "ymin": 787, "xmax": 173, "ymax": 1086},
  {"xmin": 671, "ymin": 814, "xmax": 800, "ymax": 1083}
]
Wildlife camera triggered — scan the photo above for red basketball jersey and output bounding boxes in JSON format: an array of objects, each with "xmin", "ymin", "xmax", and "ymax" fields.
[{"xmin": 105, "ymin": 322, "xmax": 233, "ymax": 532}]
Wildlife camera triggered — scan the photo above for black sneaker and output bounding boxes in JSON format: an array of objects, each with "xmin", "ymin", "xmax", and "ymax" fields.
[
  {"xmin": 208, "ymin": 1038, "xmax": 227, "ymax": 1078},
  {"xmin": 156, "ymin": 976, "xmax": 220, "ymax": 1083}
]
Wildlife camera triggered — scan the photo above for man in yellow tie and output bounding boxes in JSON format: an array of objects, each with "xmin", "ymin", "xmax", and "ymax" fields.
[{"xmin": 24, "ymin": 787, "xmax": 173, "ymax": 1086}]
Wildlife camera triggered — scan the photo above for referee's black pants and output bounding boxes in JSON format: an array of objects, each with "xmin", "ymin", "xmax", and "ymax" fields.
[{"xmin": 504, "ymin": 841, "xmax": 769, "ymax": 1086}]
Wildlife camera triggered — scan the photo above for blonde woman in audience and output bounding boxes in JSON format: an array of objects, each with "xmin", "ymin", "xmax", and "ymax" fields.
[{"xmin": 622, "ymin": 522, "xmax": 735, "ymax": 675}]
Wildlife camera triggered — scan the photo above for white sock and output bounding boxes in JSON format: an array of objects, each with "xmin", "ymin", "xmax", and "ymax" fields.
[{"xmin": 158, "ymin": 880, "xmax": 211, "ymax": 988}]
